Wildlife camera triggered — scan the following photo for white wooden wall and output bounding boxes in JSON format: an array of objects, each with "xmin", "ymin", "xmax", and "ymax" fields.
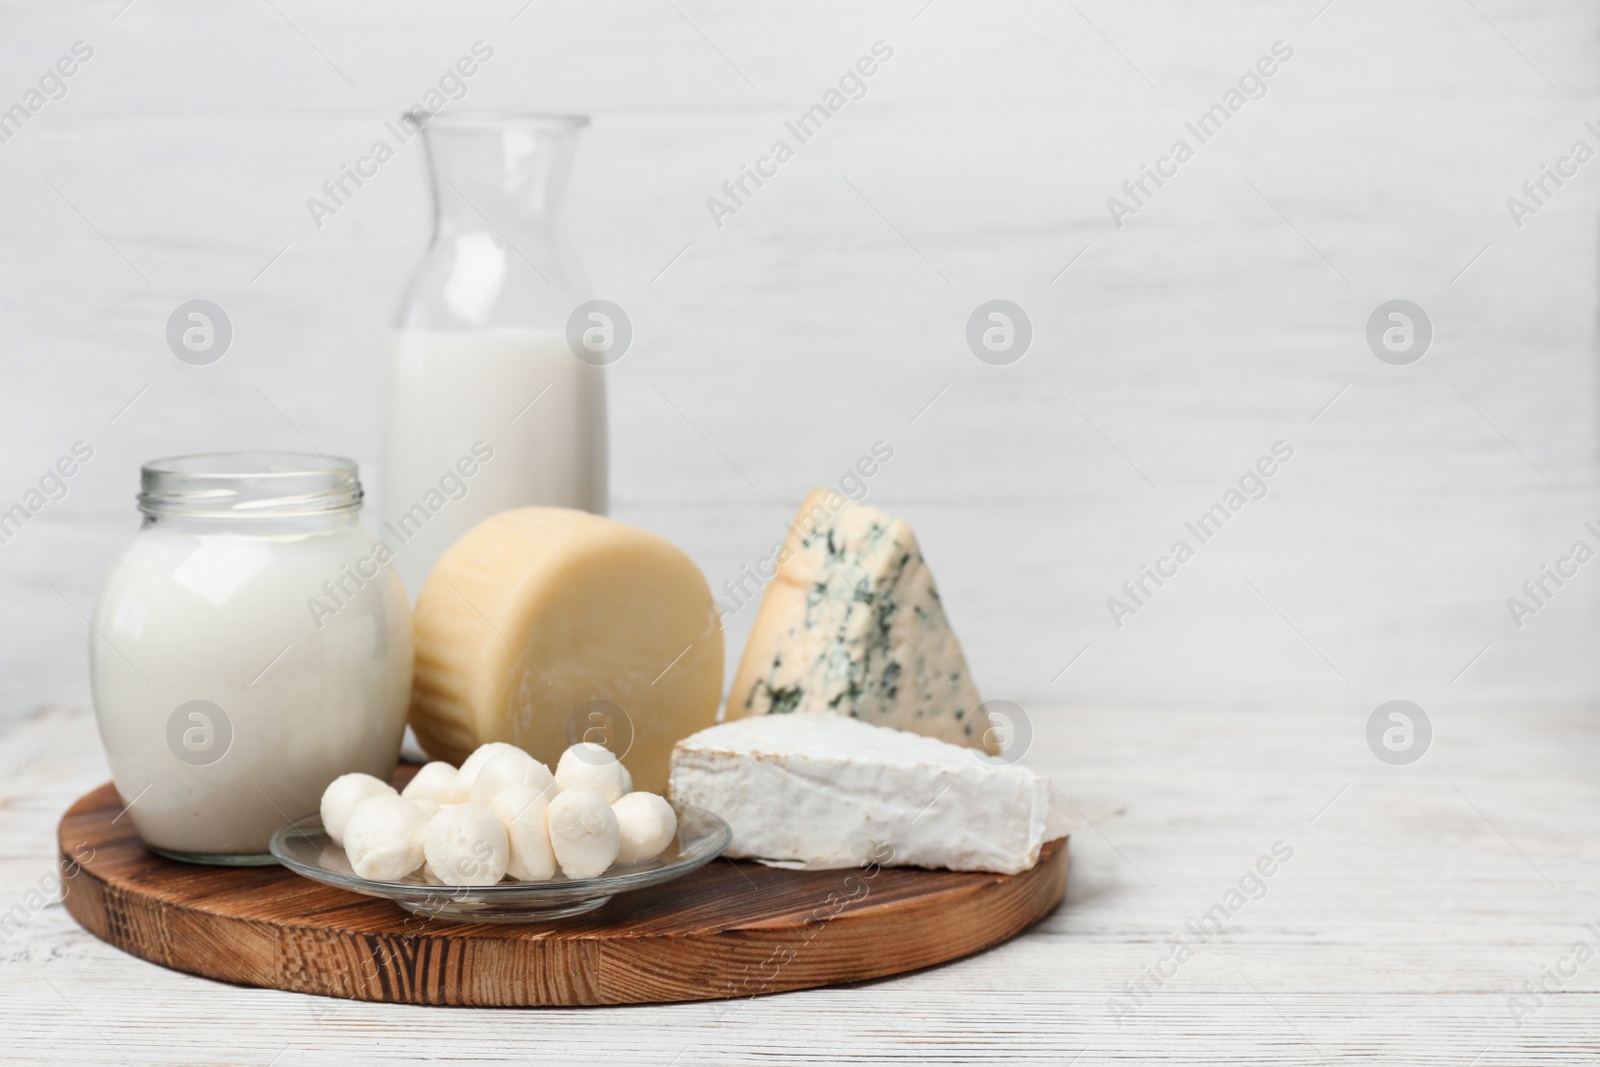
[{"xmin": 2, "ymin": 0, "xmax": 1597, "ymax": 730}]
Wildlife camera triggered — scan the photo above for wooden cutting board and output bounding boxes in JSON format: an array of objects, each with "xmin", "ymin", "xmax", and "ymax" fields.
[{"xmin": 57, "ymin": 775, "xmax": 1067, "ymax": 1007}]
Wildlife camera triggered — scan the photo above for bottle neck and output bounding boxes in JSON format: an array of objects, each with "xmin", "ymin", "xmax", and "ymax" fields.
[
  {"xmin": 422, "ymin": 116, "xmax": 582, "ymax": 242},
  {"xmin": 403, "ymin": 113, "xmax": 591, "ymax": 328}
]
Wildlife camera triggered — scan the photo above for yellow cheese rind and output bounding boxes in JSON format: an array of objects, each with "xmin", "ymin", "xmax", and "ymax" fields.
[
  {"xmin": 410, "ymin": 507, "xmax": 723, "ymax": 794},
  {"xmin": 727, "ymin": 490, "xmax": 997, "ymax": 754}
]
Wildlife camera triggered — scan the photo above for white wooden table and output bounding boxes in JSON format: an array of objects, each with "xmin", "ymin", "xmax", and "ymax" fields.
[
  {"xmin": 4, "ymin": 701, "xmax": 1595, "ymax": 1065},
  {"xmin": 6, "ymin": 1, "xmax": 1600, "ymax": 1061}
]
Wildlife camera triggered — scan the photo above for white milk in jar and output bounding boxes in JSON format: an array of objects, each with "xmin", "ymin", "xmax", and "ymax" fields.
[{"xmin": 89, "ymin": 453, "xmax": 413, "ymax": 863}]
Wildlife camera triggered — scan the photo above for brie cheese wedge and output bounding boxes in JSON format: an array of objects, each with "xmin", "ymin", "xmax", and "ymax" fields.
[{"xmin": 669, "ymin": 715, "xmax": 1066, "ymax": 875}]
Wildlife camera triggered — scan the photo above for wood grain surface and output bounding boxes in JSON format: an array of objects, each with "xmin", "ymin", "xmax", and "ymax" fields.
[
  {"xmin": 11, "ymin": 702, "xmax": 1600, "ymax": 1064},
  {"xmin": 56, "ymin": 776, "xmax": 1067, "ymax": 1006}
]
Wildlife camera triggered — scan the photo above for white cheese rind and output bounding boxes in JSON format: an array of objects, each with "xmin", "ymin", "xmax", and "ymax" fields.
[
  {"xmin": 669, "ymin": 715, "xmax": 1054, "ymax": 875},
  {"xmin": 727, "ymin": 490, "xmax": 996, "ymax": 753}
]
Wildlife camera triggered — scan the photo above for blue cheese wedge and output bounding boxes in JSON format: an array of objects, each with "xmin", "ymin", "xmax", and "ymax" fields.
[
  {"xmin": 670, "ymin": 715, "xmax": 1064, "ymax": 874},
  {"xmin": 727, "ymin": 489, "xmax": 997, "ymax": 754}
]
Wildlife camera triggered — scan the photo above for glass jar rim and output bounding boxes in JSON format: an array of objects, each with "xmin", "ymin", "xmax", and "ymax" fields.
[{"xmin": 138, "ymin": 452, "xmax": 362, "ymax": 519}]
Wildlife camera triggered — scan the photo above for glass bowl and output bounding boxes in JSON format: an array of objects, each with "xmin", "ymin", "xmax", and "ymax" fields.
[{"xmin": 269, "ymin": 804, "xmax": 731, "ymax": 923}]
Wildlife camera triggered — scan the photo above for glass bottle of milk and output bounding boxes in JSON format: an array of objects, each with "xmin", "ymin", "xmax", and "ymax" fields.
[{"xmin": 383, "ymin": 112, "xmax": 607, "ymax": 597}]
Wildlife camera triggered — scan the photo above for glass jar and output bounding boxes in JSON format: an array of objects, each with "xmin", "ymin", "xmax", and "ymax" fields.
[
  {"xmin": 89, "ymin": 453, "xmax": 413, "ymax": 864},
  {"xmin": 382, "ymin": 111, "xmax": 608, "ymax": 597}
]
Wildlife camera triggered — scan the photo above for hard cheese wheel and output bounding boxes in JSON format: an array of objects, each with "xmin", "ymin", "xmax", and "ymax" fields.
[{"xmin": 410, "ymin": 507, "xmax": 722, "ymax": 794}]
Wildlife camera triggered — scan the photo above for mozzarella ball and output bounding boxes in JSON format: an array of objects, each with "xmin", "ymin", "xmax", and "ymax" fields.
[
  {"xmin": 612, "ymin": 792, "xmax": 677, "ymax": 866},
  {"xmin": 410, "ymin": 798, "xmax": 442, "ymax": 821},
  {"xmin": 343, "ymin": 794, "xmax": 429, "ymax": 881},
  {"xmin": 320, "ymin": 773, "xmax": 396, "ymax": 847},
  {"xmin": 401, "ymin": 761, "xmax": 460, "ymax": 805},
  {"xmin": 454, "ymin": 742, "xmax": 531, "ymax": 800},
  {"xmin": 490, "ymin": 784, "xmax": 557, "ymax": 881},
  {"xmin": 423, "ymin": 804, "xmax": 510, "ymax": 886},
  {"xmin": 547, "ymin": 788, "xmax": 621, "ymax": 879},
  {"xmin": 555, "ymin": 743, "xmax": 628, "ymax": 803},
  {"xmin": 469, "ymin": 750, "xmax": 555, "ymax": 808},
  {"xmin": 619, "ymin": 763, "xmax": 633, "ymax": 796}
]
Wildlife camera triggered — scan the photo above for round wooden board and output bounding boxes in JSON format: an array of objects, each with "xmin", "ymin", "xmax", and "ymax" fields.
[{"xmin": 58, "ymin": 773, "xmax": 1067, "ymax": 1007}]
